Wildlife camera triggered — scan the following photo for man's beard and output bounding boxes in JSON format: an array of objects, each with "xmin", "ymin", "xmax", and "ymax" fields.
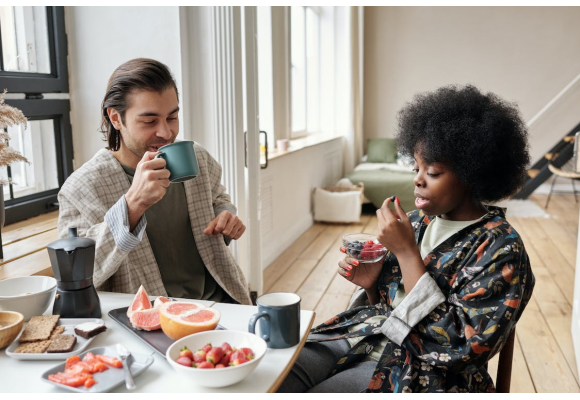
[{"xmin": 120, "ymin": 133, "xmax": 173, "ymax": 159}]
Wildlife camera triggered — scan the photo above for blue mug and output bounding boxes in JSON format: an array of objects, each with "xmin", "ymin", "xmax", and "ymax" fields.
[
  {"xmin": 154, "ymin": 141, "xmax": 200, "ymax": 183},
  {"xmin": 248, "ymin": 292, "xmax": 301, "ymax": 349}
]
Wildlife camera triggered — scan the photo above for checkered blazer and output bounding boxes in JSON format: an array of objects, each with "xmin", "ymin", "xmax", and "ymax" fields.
[{"xmin": 57, "ymin": 144, "xmax": 251, "ymax": 305}]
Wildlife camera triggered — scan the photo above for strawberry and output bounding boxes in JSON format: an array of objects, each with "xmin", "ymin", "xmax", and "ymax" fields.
[
  {"xmin": 193, "ymin": 349, "xmax": 206, "ymax": 363},
  {"xmin": 215, "ymin": 364, "xmax": 226, "ymax": 369},
  {"xmin": 206, "ymin": 347, "xmax": 224, "ymax": 364},
  {"xmin": 176, "ymin": 356, "xmax": 193, "ymax": 367},
  {"xmin": 202, "ymin": 344, "xmax": 212, "ymax": 353},
  {"xmin": 179, "ymin": 346, "xmax": 193, "ymax": 360},
  {"xmin": 220, "ymin": 350, "xmax": 232, "ymax": 366},
  {"xmin": 197, "ymin": 361, "xmax": 215, "ymax": 369},
  {"xmin": 229, "ymin": 349, "xmax": 247, "ymax": 366},
  {"xmin": 221, "ymin": 342, "xmax": 233, "ymax": 353},
  {"xmin": 240, "ymin": 347, "xmax": 254, "ymax": 360},
  {"xmin": 365, "ymin": 240, "xmax": 374, "ymax": 245},
  {"xmin": 230, "ymin": 357, "xmax": 249, "ymax": 366}
]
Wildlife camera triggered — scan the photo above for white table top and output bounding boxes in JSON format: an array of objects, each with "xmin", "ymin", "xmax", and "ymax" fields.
[{"xmin": 0, "ymin": 291, "xmax": 315, "ymax": 393}]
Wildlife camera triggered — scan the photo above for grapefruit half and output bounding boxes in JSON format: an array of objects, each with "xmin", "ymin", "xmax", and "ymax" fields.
[
  {"xmin": 159, "ymin": 302, "xmax": 221, "ymax": 341},
  {"xmin": 127, "ymin": 285, "xmax": 152, "ymax": 319}
]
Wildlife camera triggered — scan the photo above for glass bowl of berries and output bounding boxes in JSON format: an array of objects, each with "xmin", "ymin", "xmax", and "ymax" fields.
[{"xmin": 341, "ymin": 233, "xmax": 387, "ymax": 263}]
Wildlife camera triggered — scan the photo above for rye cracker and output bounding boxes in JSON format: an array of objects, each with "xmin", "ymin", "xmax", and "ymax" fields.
[
  {"xmin": 50, "ymin": 325, "xmax": 66, "ymax": 338},
  {"xmin": 46, "ymin": 334, "xmax": 77, "ymax": 353},
  {"xmin": 13, "ymin": 340, "xmax": 51, "ymax": 353},
  {"xmin": 18, "ymin": 315, "xmax": 60, "ymax": 343}
]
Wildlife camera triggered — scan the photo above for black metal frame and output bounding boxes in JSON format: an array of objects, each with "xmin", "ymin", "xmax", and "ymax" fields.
[
  {"xmin": 0, "ymin": 6, "xmax": 69, "ymax": 93},
  {"xmin": 2, "ymin": 99, "xmax": 72, "ymax": 224},
  {"xmin": 0, "ymin": 6, "xmax": 72, "ymax": 226}
]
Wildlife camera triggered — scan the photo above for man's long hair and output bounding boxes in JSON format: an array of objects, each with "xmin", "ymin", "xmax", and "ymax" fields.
[{"xmin": 100, "ymin": 58, "xmax": 179, "ymax": 151}]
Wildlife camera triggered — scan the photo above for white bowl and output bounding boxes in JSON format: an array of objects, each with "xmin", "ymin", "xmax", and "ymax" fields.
[
  {"xmin": 166, "ymin": 330, "xmax": 268, "ymax": 388},
  {"xmin": 0, "ymin": 276, "xmax": 57, "ymax": 321}
]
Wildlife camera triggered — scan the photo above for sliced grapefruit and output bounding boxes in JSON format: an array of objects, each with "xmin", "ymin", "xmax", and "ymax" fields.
[
  {"xmin": 162, "ymin": 301, "xmax": 201, "ymax": 315},
  {"xmin": 153, "ymin": 296, "xmax": 171, "ymax": 308},
  {"xmin": 127, "ymin": 285, "xmax": 152, "ymax": 319},
  {"xmin": 159, "ymin": 302, "xmax": 220, "ymax": 341},
  {"xmin": 129, "ymin": 308, "xmax": 161, "ymax": 331}
]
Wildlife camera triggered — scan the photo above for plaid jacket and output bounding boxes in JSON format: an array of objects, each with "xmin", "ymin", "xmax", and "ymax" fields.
[{"xmin": 57, "ymin": 144, "xmax": 251, "ymax": 305}]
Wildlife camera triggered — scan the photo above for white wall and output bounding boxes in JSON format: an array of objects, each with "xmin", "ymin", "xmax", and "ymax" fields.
[
  {"xmin": 363, "ymin": 7, "xmax": 580, "ymax": 164},
  {"xmin": 259, "ymin": 138, "xmax": 343, "ymax": 269},
  {"xmin": 65, "ymin": 6, "xmax": 183, "ymax": 168}
]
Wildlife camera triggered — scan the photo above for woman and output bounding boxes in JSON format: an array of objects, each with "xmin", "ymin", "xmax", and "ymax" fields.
[{"xmin": 278, "ymin": 85, "xmax": 535, "ymax": 393}]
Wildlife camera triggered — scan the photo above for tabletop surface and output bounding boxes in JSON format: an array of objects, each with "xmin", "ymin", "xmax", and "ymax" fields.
[{"xmin": 0, "ymin": 291, "xmax": 315, "ymax": 393}]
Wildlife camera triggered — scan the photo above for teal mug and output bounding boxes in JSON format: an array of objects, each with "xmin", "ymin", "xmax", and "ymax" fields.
[{"xmin": 154, "ymin": 141, "xmax": 200, "ymax": 183}]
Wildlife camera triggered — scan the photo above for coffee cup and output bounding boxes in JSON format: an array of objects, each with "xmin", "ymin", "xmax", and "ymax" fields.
[
  {"xmin": 154, "ymin": 141, "xmax": 200, "ymax": 183},
  {"xmin": 277, "ymin": 139, "xmax": 289, "ymax": 152},
  {"xmin": 248, "ymin": 292, "xmax": 300, "ymax": 349}
]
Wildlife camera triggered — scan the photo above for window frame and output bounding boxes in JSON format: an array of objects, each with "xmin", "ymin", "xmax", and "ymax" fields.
[
  {"xmin": 1, "ymin": 99, "xmax": 72, "ymax": 225},
  {"xmin": 0, "ymin": 6, "xmax": 69, "ymax": 93},
  {"xmin": 289, "ymin": 5, "xmax": 321, "ymax": 139},
  {"xmin": 0, "ymin": 6, "xmax": 72, "ymax": 224}
]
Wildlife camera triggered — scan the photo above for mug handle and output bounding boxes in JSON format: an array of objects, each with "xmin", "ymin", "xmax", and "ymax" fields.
[
  {"xmin": 248, "ymin": 311, "xmax": 270, "ymax": 343},
  {"xmin": 154, "ymin": 152, "xmax": 166, "ymax": 164}
]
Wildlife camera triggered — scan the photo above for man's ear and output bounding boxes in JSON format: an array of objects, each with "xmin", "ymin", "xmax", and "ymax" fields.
[{"xmin": 107, "ymin": 108, "xmax": 122, "ymax": 131}]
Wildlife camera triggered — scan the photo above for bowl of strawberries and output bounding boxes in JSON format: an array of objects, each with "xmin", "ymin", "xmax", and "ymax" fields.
[
  {"xmin": 166, "ymin": 330, "xmax": 267, "ymax": 388},
  {"xmin": 341, "ymin": 233, "xmax": 388, "ymax": 263}
]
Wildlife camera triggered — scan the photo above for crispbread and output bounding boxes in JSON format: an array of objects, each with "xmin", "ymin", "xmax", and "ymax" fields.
[
  {"xmin": 18, "ymin": 315, "xmax": 60, "ymax": 343},
  {"xmin": 13, "ymin": 339, "xmax": 51, "ymax": 353},
  {"xmin": 50, "ymin": 325, "xmax": 66, "ymax": 338},
  {"xmin": 46, "ymin": 334, "xmax": 77, "ymax": 353}
]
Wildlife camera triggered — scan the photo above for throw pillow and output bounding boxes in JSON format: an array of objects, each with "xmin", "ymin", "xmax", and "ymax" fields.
[{"xmin": 367, "ymin": 138, "xmax": 397, "ymax": 163}]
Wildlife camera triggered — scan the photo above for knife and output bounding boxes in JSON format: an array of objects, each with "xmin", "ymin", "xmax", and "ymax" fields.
[{"xmin": 116, "ymin": 343, "xmax": 136, "ymax": 390}]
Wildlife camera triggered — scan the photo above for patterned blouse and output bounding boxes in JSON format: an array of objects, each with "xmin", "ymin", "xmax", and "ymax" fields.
[{"xmin": 309, "ymin": 206, "xmax": 535, "ymax": 392}]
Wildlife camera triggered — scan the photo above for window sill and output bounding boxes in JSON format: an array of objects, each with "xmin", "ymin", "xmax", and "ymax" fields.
[{"xmin": 262, "ymin": 133, "xmax": 343, "ymax": 163}]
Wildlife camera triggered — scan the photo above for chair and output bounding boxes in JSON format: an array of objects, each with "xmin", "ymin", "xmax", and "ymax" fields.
[
  {"xmin": 545, "ymin": 158, "xmax": 580, "ymax": 208},
  {"xmin": 483, "ymin": 328, "xmax": 516, "ymax": 392},
  {"xmin": 495, "ymin": 328, "xmax": 516, "ymax": 393}
]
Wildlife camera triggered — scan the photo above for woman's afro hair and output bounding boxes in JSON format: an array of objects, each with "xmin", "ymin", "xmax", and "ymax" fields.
[{"xmin": 396, "ymin": 84, "xmax": 530, "ymax": 203}]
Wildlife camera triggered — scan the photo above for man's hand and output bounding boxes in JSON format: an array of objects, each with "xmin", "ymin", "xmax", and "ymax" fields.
[
  {"xmin": 125, "ymin": 151, "xmax": 171, "ymax": 230},
  {"xmin": 204, "ymin": 210, "xmax": 246, "ymax": 240}
]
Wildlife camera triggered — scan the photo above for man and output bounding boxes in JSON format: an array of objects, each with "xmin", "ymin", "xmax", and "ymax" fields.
[{"xmin": 58, "ymin": 58, "xmax": 251, "ymax": 305}]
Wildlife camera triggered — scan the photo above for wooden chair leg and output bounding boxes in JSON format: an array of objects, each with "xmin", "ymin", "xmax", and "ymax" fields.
[{"xmin": 495, "ymin": 329, "xmax": 516, "ymax": 393}]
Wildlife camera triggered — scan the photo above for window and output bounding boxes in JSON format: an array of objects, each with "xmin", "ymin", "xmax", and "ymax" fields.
[
  {"xmin": 290, "ymin": 6, "xmax": 320, "ymax": 138},
  {"xmin": 0, "ymin": 6, "xmax": 71, "ymax": 224}
]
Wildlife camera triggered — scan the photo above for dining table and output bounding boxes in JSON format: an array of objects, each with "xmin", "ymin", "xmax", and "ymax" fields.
[{"xmin": 0, "ymin": 291, "xmax": 315, "ymax": 393}]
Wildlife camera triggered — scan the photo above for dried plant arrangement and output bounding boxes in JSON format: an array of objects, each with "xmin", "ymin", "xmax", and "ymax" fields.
[{"xmin": 0, "ymin": 89, "xmax": 30, "ymax": 185}]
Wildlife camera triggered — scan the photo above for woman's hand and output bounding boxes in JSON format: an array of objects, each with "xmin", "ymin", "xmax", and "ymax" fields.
[
  {"xmin": 376, "ymin": 197, "xmax": 417, "ymax": 258},
  {"xmin": 378, "ymin": 196, "xmax": 426, "ymax": 294},
  {"xmin": 337, "ymin": 257, "xmax": 384, "ymax": 291}
]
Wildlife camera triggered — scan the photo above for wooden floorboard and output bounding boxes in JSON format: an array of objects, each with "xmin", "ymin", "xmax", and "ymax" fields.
[{"xmin": 262, "ymin": 194, "xmax": 580, "ymax": 392}]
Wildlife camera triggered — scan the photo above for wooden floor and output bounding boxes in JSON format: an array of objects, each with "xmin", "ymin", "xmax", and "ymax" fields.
[{"xmin": 263, "ymin": 193, "xmax": 580, "ymax": 393}]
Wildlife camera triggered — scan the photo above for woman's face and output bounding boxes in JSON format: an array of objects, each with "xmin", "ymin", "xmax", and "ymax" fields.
[{"xmin": 412, "ymin": 152, "xmax": 483, "ymax": 221}]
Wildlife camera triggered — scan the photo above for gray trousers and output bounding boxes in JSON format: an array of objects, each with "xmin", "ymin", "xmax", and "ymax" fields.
[{"xmin": 277, "ymin": 333, "xmax": 378, "ymax": 393}]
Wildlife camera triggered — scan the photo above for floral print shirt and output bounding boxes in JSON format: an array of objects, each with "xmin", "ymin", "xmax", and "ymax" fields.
[{"xmin": 309, "ymin": 206, "xmax": 535, "ymax": 392}]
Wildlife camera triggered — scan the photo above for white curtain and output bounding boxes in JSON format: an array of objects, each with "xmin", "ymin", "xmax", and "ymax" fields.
[{"xmin": 337, "ymin": 6, "xmax": 365, "ymax": 175}]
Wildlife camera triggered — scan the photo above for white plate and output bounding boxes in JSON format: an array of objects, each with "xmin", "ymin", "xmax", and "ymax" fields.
[
  {"xmin": 5, "ymin": 318, "xmax": 105, "ymax": 360},
  {"xmin": 41, "ymin": 346, "xmax": 154, "ymax": 393}
]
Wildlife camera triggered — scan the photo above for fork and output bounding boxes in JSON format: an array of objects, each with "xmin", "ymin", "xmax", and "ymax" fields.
[{"xmin": 116, "ymin": 343, "xmax": 136, "ymax": 390}]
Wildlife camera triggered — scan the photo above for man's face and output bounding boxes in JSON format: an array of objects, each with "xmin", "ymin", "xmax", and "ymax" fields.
[{"xmin": 110, "ymin": 87, "xmax": 179, "ymax": 167}]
